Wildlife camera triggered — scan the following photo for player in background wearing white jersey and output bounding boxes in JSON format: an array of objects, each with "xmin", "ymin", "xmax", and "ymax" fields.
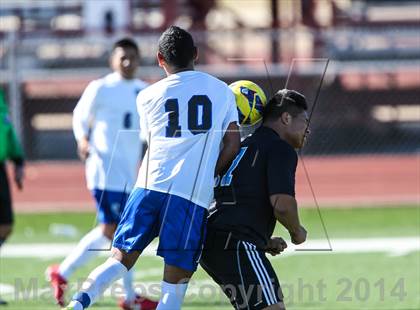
[
  {"xmin": 65, "ymin": 26, "xmax": 240, "ymax": 310},
  {"xmin": 47, "ymin": 38, "xmax": 158, "ymax": 310}
]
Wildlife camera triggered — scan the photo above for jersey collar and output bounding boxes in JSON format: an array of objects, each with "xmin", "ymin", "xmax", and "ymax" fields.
[{"xmin": 260, "ymin": 125, "xmax": 281, "ymax": 139}]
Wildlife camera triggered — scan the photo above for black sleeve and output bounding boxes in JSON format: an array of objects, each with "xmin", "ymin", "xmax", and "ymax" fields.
[{"xmin": 267, "ymin": 143, "xmax": 298, "ymax": 197}]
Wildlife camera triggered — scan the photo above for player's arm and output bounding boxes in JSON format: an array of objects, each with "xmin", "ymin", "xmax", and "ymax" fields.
[
  {"xmin": 270, "ymin": 194, "xmax": 306, "ymax": 244},
  {"xmin": 215, "ymin": 122, "xmax": 240, "ymax": 176},
  {"xmin": 267, "ymin": 145, "xmax": 307, "ymax": 245},
  {"xmin": 136, "ymin": 92, "xmax": 150, "ymax": 166},
  {"xmin": 215, "ymin": 89, "xmax": 241, "ymax": 176},
  {"xmin": 72, "ymin": 81, "xmax": 99, "ymax": 161},
  {"xmin": 75, "ymin": 136, "xmax": 90, "ymax": 162}
]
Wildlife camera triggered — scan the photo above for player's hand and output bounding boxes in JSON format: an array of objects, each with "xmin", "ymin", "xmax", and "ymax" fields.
[
  {"xmin": 14, "ymin": 164, "xmax": 24, "ymax": 190},
  {"xmin": 290, "ymin": 226, "xmax": 307, "ymax": 245},
  {"xmin": 77, "ymin": 137, "xmax": 90, "ymax": 161},
  {"xmin": 265, "ymin": 237, "xmax": 287, "ymax": 256}
]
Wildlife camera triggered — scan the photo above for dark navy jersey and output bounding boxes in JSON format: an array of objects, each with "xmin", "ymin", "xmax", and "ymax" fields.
[{"xmin": 209, "ymin": 126, "xmax": 298, "ymax": 248}]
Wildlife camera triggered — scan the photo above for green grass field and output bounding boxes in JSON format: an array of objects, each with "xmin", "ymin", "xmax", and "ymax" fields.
[{"xmin": 1, "ymin": 205, "xmax": 419, "ymax": 309}]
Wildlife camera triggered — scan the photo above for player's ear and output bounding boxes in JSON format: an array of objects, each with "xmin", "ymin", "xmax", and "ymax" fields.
[
  {"xmin": 109, "ymin": 51, "xmax": 115, "ymax": 70},
  {"xmin": 193, "ymin": 46, "xmax": 198, "ymax": 62},
  {"xmin": 157, "ymin": 52, "xmax": 165, "ymax": 68},
  {"xmin": 280, "ymin": 112, "xmax": 290, "ymax": 125}
]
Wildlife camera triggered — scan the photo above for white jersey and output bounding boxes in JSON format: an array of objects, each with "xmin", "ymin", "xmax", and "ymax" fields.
[
  {"xmin": 135, "ymin": 70, "xmax": 238, "ymax": 209},
  {"xmin": 73, "ymin": 72, "xmax": 148, "ymax": 192}
]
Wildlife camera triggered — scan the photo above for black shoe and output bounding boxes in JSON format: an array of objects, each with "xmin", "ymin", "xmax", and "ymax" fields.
[{"xmin": 0, "ymin": 298, "xmax": 7, "ymax": 305}]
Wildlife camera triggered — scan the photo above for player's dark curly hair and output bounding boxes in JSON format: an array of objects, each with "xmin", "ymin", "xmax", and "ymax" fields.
[
  {"xmin": 158, "ymin": 26, "xmax": 197, "ymax": 68},
  {"xmin": 263, "ymin": 89, "xmax": 308, "ymax": 122},
  {"xmin": 112, "ymin": 37, "xmax": 139, "ymax": 54}
]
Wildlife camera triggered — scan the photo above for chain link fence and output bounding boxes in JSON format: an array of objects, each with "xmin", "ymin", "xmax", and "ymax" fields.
[{"xmin": 0, "ymin": 26, "xmax": 419, "ymax": 160}]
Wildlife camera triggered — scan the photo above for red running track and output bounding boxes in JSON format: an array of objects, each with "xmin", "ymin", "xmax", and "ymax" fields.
[{"xmin": 9, "ymin": 155, "xmax": 419, "ymax": 212}]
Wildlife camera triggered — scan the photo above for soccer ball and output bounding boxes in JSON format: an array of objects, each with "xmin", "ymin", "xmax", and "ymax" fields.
[{"xmin": 229, "ymin": 80, "xmax": 267, "ymax": 126}]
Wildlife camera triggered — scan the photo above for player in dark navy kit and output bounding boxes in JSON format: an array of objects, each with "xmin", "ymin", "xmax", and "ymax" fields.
[{"xmin": 201, "ymin": 89, "xmax": 309, "ymax": 310}]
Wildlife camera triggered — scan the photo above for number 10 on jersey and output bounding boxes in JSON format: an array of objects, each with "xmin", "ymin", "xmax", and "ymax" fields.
[{"xmin": 165, "ymin": 95, "xmax": 212, "ymax": 137}]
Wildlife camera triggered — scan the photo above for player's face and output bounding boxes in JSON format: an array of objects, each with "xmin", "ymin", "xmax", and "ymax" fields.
[
  {"xmin": 111, "ymin": 47, "xmax": 139, "ymax": 79},
  {"xmin": 289, "ymin": 111, "xmax": 309, "ymax": 149}
]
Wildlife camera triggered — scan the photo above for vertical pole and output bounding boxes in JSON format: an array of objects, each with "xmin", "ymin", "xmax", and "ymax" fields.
[
  {"xmin": 271, "ymin": 0, "xmax": 279, "ymax": 63},
  {"xmin": 8, "ymin": 31, "xmax": 24, "ymax": 148}
]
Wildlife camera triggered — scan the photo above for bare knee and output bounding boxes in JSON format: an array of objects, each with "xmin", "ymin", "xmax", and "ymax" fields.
[
  {"xmin": 101, "ymin": 223, "xmax": 116, "ymax": 240},
  {"xmin": 163, "ymin": 264, "xmax": 193, "ymax": 284},
  {"xmin": 262, "ymin": 302, "xmax": 286, "ymax": 310},
  {"xmin": 0, "ymin": 224, "xmax": 13, "ymax": 241},
  {"xmin": 111, "ymin": 247, "xmax": 140, "ymax": 270}
]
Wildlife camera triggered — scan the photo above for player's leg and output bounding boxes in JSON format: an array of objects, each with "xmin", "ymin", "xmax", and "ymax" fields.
[
  {"xmin": 240, "ymin": 241, "xmax": 284, "ymax": 310},
  {"xmin": 0, "ymin": 219, "xmax": 11, "ymax": 305},
  {"xmin": 57, "ymin": 226, "xmax": 110, "ymax": 280},
  {"xmin": 47, "ymin": 225, "xmax": 110, "ymax": 306},
  {"xmin": 156, "ymin": 196, "xmax": 208, "ymax": 309},
  {"xmin": 100, "ymin": 190, "xmax": 159, "ymax": 309},
  {"xmin": 66, "ymin": 188, "xmax": 162, "ymax": 309},
  {"xmin": 0, "ymin": 163, "xmax": 13, "ymax": 305},
  {"xmin": 93, "ymin": 191, "xmax": 139, "ymax": 306},
  {"xmin": 68, "ymin": 248, "xmax": 140, "ymax": 309},
  {"xmin": 200, "ymin": 230, "xmax": 249, "ymax": 309},
  {"xmin": 54, "ymin": 190, "xmax": 115, "ymax": 279},
  {"xmin": 113, "ymin": 246, "xmax": 158, "ymax": 310},
  {"xmin": 0, "ymin": 224, "xmax": 12, "ymax": 248},
  {"xmin": 47, "ymin": 190, "xmax": 114, "ymax": 305},
  {"xmin": 91, "ymin": 190, "xmax": 158, "ymax": 310},
  {"xmin": 101, "ymin": 222, "xmax": 117, "ymax": 240},
  {"xmin": 155, "ymin": 264, "xmax": 192, "ymax": 310},
  {"xmin": 201, "ymin": 231, "xmax": 285, "ymax": 310},
  {"xmin": 0, "ymin": 163, "xmax": 13, "ymax": 248}
]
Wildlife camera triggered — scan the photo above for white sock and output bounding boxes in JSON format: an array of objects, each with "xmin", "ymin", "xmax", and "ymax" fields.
[
  {"xmin": 79, "ymin": 257, "xmax": 128, "ymax": 306},
  {"xmin": 59, "ymin": 227, "xmax": 110, "ymax": 280},
  {"xmin": 123, "ymin": 269, "xmax": 136, "ymax": 302},
  {"xmin": 157, "ymin": 281, "xmax": 188, "ymax": 310}
]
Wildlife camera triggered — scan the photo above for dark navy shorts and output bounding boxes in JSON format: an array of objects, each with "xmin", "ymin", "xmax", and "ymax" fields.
[
  {"xmin": 113, "ymin": 187, "xmax": 208, "ymax": 272},
  {"xmin": 92, "ymin": 189, "xmax": 129, "ymax": 224}
]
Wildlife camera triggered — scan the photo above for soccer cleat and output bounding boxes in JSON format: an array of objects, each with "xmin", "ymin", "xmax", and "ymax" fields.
[
  {"xmin": 118, "ymin": 294, "xmax": 158, "ymax": 310},
  {"xmin": 61, "ymin": 300, "xmax": 84, "ymax": 310},
  {"xmin": 46, "ymin": 264, "xmax": 68, "ymax": 306}
]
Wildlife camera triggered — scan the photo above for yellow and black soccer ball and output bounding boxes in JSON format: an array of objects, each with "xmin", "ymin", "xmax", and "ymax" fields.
[{"xmin": 229, "ymin": 80, "xmax": 267, "ymax": 126}]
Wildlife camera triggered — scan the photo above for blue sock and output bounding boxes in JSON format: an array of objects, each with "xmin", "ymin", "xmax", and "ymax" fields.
[{"xmin": 73, "ymin": 292, "xmax": 91, "ymax": 308}]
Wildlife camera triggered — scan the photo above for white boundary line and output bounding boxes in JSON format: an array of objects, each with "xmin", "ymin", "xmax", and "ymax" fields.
[{"xmin": 1, "ymin": 237, "xmax": 419, "ymax": 258}]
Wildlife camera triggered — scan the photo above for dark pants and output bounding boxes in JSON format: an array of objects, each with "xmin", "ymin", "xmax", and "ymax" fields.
[
  {"xmin": 201, "ymin": 229, "xmax": 283, "ymax": 310},
  {"xmin": 0, "ymin": 163, "xmax": 13, "ymax": 225}
]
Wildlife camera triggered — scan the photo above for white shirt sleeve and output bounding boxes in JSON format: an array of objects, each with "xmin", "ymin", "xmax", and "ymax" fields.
[
  {"xmin": 222, "ymin": 88, "xmax": 239, "ymax": 133},
  {"xmin": 72, "ymin": 81, "xmax": 100, "ymax": 141},
  {"xmin": 136, "ymin": 91, "xmax": 149, "ymax": 143}
]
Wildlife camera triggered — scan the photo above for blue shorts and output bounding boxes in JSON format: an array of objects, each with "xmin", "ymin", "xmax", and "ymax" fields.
[
  {"xmin": 113, "ymin": 188, "xmax": 208, "ymax": 272},
  {"xmin": 92, "ymin": 189, "xmax": 129, "ymax": 224}
]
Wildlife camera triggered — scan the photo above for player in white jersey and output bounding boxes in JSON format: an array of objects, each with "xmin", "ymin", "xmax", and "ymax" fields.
[
  {"xmin": 65, "ymin": 26, "xmax": 240, "ymax": 310},
  {"xmin": 47, "ymin": 38, "xmax": 157, "ymax": 310}
]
